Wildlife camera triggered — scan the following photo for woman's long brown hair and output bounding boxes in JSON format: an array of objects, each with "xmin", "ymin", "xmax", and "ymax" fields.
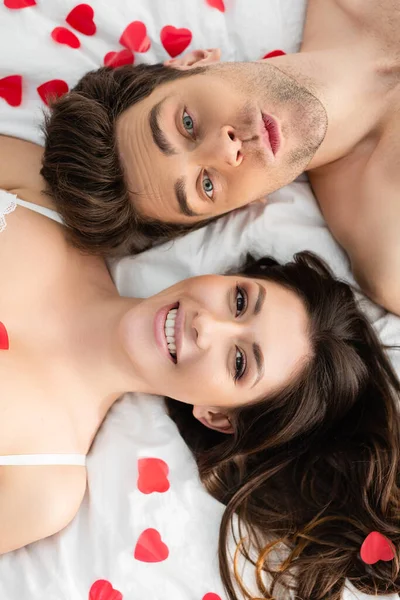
[{"xmin": 167, "ymin": 252, "xmax": 400, "ymax": 599}]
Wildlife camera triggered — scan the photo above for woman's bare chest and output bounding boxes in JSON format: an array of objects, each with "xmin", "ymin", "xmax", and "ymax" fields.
[{"xmin": 0, "ymin": 207, "xmax": 106, "ymax": 457}]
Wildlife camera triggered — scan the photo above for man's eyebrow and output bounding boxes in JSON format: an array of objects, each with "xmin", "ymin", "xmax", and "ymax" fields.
[
  {"xmin": 149, "ymin": 98, "xmax": 177, "ymax": 156},
  {"xmin": 175, "ymin": 177, "xmax": 201, "ymax": 217},
  {"xmin": 251, "ymin": 284, "xmax": 266, "ymax": 388}
]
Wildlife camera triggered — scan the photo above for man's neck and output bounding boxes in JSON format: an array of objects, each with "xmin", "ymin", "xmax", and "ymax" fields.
[{"xmin": 266, "ymin": 43, "xmax": 396, "ymax": 170}]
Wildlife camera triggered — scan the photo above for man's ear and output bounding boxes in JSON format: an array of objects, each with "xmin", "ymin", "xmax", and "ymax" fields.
[
  {"xmin": 192, "ymin": 405, "xmax": 234, "ymax": 434},
  {"xmin": 164, "ymin": 48, "xmax": 221, "ymax": 70}
]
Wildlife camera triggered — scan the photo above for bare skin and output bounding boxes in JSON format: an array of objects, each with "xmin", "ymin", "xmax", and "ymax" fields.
[
  {"xmin": 0, "ymin": 139, "xmax": 310, "ymax": 553},
  {"xmin": 302, "ymin": 0, "xmax": 400, "ymax": 315},
  {"xmin": 8, "ymin": 1, "xmax": 400, "ymax": 314},
  {"xmin": 1, "ymin": 0, "xmax": 398, "ymax": 554},
  {"xmin": 114, "ymin": 0, "xmax": 400, "ymax": 314}
]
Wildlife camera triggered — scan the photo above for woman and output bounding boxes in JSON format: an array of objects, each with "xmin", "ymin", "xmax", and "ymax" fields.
[{"xmin": 0, "ymin": 136, "xmax": 399, "ymax": 599}]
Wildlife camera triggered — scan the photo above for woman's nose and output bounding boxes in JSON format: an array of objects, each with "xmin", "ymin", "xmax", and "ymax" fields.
[{"xmin": 192, "ymin": 310, "xmax": 238, "ymax": 350}]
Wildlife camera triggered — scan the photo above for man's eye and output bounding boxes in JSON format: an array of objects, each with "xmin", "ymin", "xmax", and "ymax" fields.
[
  {"xmin": 182, "ymin": 110, "xmax": 195, "ymax": 136},
  {"xmin": 202, "ymin": 173, "xmax": 214, "ymax": 199},
  {"xmin": 234, "ymin": 347, "xmax": 246, "ymax": 381},
  {"xmin": 235, "ymin": 286, "xmax": 247, "ymax": 316}
]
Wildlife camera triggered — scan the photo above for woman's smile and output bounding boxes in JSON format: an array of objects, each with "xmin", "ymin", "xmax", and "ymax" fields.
[
  {"xmin": 154, "ymin": 301, "xmax": 185, "ymax": 364},
  {"xmin": 122, "ymin": 273, "xmax": 311, "ymax": 409},
  {"xmin": 154, "ymin": 301, "xmax": 178, "ymax": 363}
]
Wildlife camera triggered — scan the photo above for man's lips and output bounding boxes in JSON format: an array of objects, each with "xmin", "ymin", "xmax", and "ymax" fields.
[{"xmin": 261, "ymin": 113, "xmax": 281, "ymax": 155}]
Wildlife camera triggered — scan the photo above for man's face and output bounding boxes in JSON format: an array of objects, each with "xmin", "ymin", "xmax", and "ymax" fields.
[{"xmin": 116, "ymin": 57, "xmax": 327, "ymax": 223}]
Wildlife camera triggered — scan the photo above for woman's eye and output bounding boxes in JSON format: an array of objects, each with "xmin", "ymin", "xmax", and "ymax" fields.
[
  {"xmin": 182, "ymin": 111, "xmax": 195, "ymax": 136},
  {"xmin": 202, "ymin": 173, "xmax": 214, "ymax": 199},
  {"xmin": 234, "ymin": 347, "xmax": 246, "ymax": 381},
  {"xmin": 235, "ymin": 286, "xmax": 247, "ymax": 316}
]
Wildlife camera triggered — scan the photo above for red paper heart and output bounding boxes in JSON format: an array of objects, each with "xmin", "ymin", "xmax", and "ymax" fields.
[
  {"xmin": 137, "ymin": 457, "xmax": 170, "ymax": 494},
  {"xmin": 104, "ymin": 49, "xmax": 134, "ymax": 68},
  {"xmin": 263, "ymin": 49, "xmax": 286, "ymax": 59},
  {"xmin": 0, "ymin": 322, "xmax": 9, "ymax": 350},
  {"xmin": 66, "ymin": 3, "xmax": 96, "ymax": 36},
  {"xmin": 120, "ymin": 21, "xmax": 151, "ymax": 53},
  {"xmin": 206, "ymin": 0, "xmax": 225, "ymax": 12},
  {"xmin": 89, "ymin": 580, "xmax": 123, "ymax": 600},
  {"xmin": 203, "ymin": 594, "xmax": 222, "ymax": 600},
  {"xmin": 134, "ymin": 528, "xmax": 169, "ymax": 563},
  {"xmin": 37, "ymin": 79, "xmax": 69, "ymax": 106},
  {"xmin": 360, "ymin": 532, "xmax": 395, "ymax": 565},
  {"xmin": 51, "ymin": 27, "xmax": 81, "ymax": 49},
  {"xmin": 161, "ymin": 25, "xmax": 192, "ymax": 58},
  {"xmin": 4, "ymin": 0, "xmax": 36, "ymax": 7},
  {"xmin": 0, "ymin": 75, "xmax": 22, "ymax": 107}
]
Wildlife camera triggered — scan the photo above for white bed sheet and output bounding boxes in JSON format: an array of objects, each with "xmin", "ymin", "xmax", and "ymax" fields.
[{"xmin": 0, "ymin": 0, "xmax": 399, "ymax": 599}]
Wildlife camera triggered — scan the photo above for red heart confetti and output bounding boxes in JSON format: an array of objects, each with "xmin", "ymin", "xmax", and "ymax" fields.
[
  {"xmin": 206, "ymin": 0, "xmax": 225, "ymax": 12},
  {"xmin": 137, "ymin": 457, "xmax": 170, "ymax": 494},
  {"xmin": 0, "ymin": 75, "xmax": 22, "ymax": 107},
  {"xmin": 37, "ymin": 79, "xmax": 69, "ymax": 106},
  {"xmin": 4, "ymin": 0, "xmax": 36, "ymax": 8},
  {"xmin": 104, "ymin": 49, "xmax": 134, "ymax": 68},
  {"xmin": 66, "ymin": 3, "xmax": 96, "ymax": 36},
  {"xmin": 360, "ymin": 532, "xmax": 395, "ymax": 565},
  {"xmin": 203, "ymin": 595, "xmax": 222, "ymax": 600},
  {"xmin": 134, "ymin": 528, "xmax": 169, "ymax": 563},
  {"xmin": 120, "ymin": 21, "xmax": 151, "ymax": 53},
  {"xmin": 89, "ymin": 579, "xmax": 123, "ymax": 600},
  {"xmin": 51, "ymin": 27, "xmax": 81, "ymax": 49},
  {"xmin": 0, "ymin": 322, "xmax": 9, "ymax": 350},
  {"xmin": 263, "ymin": 49, "xmax": 286, "ymax": 59},
  {"xmin": 161, "ymin": 25, "xmax": 192, "ymax": 58}
]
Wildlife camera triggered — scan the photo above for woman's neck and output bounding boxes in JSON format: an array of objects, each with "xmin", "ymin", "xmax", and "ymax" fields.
[{"xmin": 66, "ymin": 290, "xmax": 147, "ymax": 425}]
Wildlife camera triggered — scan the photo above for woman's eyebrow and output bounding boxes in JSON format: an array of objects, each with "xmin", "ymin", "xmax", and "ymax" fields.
[
  {"xmin": 251, "ymin": 343, "xmax": 265, "ymax": 389},
  {"xmin": 254, "ymin": 283, "xmax": 266, "ymax": 315},
  {"xmin": 250, "ymin": 283, "xmax": 266, "ymax": 388},
  {"xmin": 149, "ymin": 97, "xmax": 177, "ymax": 156}
]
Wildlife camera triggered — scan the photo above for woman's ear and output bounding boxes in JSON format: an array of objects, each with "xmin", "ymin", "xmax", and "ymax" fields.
[
  {"xmin": 164, "ymin": 48, "xmax": 221, "ymax": 70},
  {"xmin": 192, "ymin": 405, "xmax": 234, "ymax": 434}
]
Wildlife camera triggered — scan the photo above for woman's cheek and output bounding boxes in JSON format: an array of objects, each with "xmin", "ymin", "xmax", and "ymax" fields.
[{"xmin": 175, "ymin": 361, "xmax": 211, "ymax": 404}]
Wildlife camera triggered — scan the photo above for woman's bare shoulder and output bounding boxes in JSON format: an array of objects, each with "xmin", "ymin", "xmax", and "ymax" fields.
[
  {"xmin": 0, "ymin": 136, "xmax": 44, "ymax": 194},
  {"xmin": 0, "ymin": 196, "xmax": 67, "ymax": 267}
]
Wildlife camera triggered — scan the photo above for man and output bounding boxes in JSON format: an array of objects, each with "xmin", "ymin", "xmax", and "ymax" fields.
[{"xmin": 42, "ymin": 0, "xmax": 400, "ymax": 314}]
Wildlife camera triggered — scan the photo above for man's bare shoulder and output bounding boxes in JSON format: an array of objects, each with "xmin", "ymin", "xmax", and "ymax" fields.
[
  {"xmin": 302, "ymin": 0, "xmax": 400, "ymax": 52},
  {"xmin": 309, "ymin": 141, "xmax": 400, "ymax": 315}
]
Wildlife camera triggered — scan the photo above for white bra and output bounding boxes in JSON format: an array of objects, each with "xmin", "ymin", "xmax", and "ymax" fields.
[{"xmin": 0, "ymin": 189, "xmax": 86, "ymax": 467}]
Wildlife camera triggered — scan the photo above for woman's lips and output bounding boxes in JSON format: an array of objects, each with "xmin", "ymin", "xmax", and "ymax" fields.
[
  {"xmin": 261, "ymin": 113, "xmax": 281, "ymax": 156},
  {"xmin": 174, "ymin": 304, "xmax": 184, "ymax": 361},
  {"xmin": 154, "ymin": 302, "xmax": 179, "ymax": 363}
]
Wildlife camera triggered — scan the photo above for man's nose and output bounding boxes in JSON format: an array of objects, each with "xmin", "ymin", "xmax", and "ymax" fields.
[
  {"xmin": 193, "ymin": 310, "xmax": 239, "ymax": 350},
  {"xmin": 200, "ymin": 126, "xmax": 243, "ymax": 169}
]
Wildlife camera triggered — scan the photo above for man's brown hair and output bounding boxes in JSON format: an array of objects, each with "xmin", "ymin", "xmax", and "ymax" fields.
[{"xmin": 41, "ymin": 64, "xmax": 208, "ymax": 256}]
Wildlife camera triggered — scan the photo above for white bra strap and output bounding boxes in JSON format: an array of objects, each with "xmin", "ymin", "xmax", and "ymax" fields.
[
  {"xmin": 14, "ymin": 197, "xmax": 64, "ymax": 225},
  {"xmin": 0, "ymin": 191, "xmax": 17, "ymax": 233},
  {"xmin": 0, "ymin": 454, "xmax": 86, "ymax": 466}
]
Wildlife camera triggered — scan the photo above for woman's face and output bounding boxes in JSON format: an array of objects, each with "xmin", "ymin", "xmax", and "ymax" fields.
[{"xmin": 119, "ymin": 273, "xmax": 311, "ymax": 412}]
